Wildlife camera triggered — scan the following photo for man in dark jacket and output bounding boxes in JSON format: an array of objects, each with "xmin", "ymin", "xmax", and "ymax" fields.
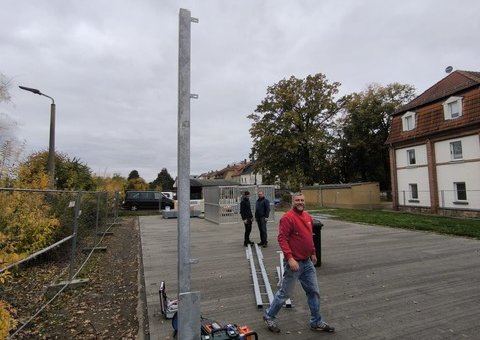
[
  {"xmin": 240, "ymin": 191, "xmax": 254, "ymax": 246},
  {"xmin": 255, "ymin": 191, "xmax": 270, "ymax": 247}
]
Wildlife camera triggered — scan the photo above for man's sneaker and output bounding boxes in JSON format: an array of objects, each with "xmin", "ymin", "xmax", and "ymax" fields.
[
  {"xmin": 310, "ymin": 321, "xmax": 335, "ymax": 332},
  {"xmin": 263, "ymin": 316, "xmax": 280, "ymax": 333}
]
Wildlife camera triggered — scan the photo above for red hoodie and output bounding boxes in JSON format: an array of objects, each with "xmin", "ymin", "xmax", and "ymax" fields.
[{"xmin": 278, "ymin": 208, "xmax": 315, "ymax": 261}]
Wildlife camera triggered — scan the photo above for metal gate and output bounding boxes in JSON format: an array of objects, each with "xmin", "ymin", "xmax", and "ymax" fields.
[{"xmin": 204, "ymin": 185, "xmax": 276, "ymax": 224}]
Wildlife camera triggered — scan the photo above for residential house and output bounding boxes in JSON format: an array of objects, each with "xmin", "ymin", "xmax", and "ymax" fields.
[
  {"xmin": 386, "ymin": 70, "xmax": 480, "ymax": 217},
  {"xmin": 232, "ymin": 161, "xmax": 263, "ymax": 185},
  {"xmin": 221, "ymin": 163, "xmax": 244, "ymax": 181},
  {"xmin": 200, "ymin": 161, "xmax": 263, "ymax": 185}
]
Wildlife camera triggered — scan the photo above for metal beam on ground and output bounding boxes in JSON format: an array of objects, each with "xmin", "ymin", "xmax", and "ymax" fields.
[
  {"xmin": 255, "ymin": 244, "xmax": 275, "ymax": 304},
  {"xmin": 246, "ymin": 245, "xmax": 263, "ymax": 309},
  {"xmin": 277, "ymin": 251, "xmax": 292, "ymax": 307}
]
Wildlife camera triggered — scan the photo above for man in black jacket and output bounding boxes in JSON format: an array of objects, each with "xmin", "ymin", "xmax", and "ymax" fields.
[
  {"xmin": 255, "ymin": 191, "xmax": 270, "ymax": 247},
  {"xmin": 240, "ymin": 191, "xmax": 254, "ymax": 246}
]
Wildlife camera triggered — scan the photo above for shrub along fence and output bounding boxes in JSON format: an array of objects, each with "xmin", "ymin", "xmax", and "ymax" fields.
[{"xmin": 0, "ymin": 188, "xmax": 120, "ymax": 338}]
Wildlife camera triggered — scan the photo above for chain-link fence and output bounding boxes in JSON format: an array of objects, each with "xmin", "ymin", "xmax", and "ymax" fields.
[
  {"xmin": 204, "ymin": 185, "xmax": 276, "ymax": 224},
  {"xmin": 0, "ymin": 188, "xmax": 120, "ymax": 338}
]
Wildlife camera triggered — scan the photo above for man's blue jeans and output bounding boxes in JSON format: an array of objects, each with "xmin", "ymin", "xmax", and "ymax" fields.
[{"xmin": 265, "ymin": 258, "xmax": 323, "ymax": 326}]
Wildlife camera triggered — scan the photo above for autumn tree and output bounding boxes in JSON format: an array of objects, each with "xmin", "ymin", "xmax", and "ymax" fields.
[
  {"xmin": 0, "ymin": 75, "xmax": 24, "ymax": 185},
  {"xmin": 17, "ymin": 151, "xmax": 96, "ymax": 190},
  {"xmin": 1, "ymin": 75, "xmax": 29, "ymax": 333},
  {"xmin": 336, "ymin": 83, "xmax": 416, "ymax": 190},
  {"xmin": 126, "ymin": 177, "xmax": 149, "ymax": 191},
  {"xmin": 94, "ymin": 173, "xmax": 127, "ymax": 192},
  {"xmin": 127, "ymin": 170, "xmax": 140, "ymax": 180},
  {"xmin": 0, "ymin": 73, "xmax": 11, "ymax": 103},
  {"xmin": 248, "ymin": 73, "xmax": 341, "ymax": 189},
  {"xmin": 124, "ymin": 169, "xmax": 147, "ymax": 190},
  {"xmin": 150, "ymin": 168, "xmax": 174, "ymax": 191}
]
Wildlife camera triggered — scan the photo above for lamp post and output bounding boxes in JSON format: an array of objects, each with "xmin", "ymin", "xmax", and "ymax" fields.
[
  {"xmin": 19, "ymin": 85, "xmax": 56, "ymax": 189},
  {"xmin": 251, "ymin": 146, "xmax": 257, "ymax": 185}
]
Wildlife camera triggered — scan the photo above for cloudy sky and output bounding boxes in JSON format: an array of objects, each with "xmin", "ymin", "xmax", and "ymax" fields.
[{"xmin": 1, "ymin": 0, "xmax": 479, "ymax": 182}]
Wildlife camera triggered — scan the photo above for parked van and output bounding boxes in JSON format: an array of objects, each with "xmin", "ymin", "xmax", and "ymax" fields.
[{"xmin": 122, "ymin": 191, "xmax": 174, "ymax": 211}]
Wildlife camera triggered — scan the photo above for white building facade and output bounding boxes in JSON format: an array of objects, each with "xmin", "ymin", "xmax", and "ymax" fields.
[{"xmin": 387, "ymin": 70, "xmax": 480, "ymax": 217}]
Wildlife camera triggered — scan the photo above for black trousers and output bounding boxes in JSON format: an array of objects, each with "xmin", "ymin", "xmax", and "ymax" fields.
[
  {"xmin": 244, "ymin": 218, "xmax": 252, "ymax": 242},
  {"xmin": 256, "ymin": 217, "xmax": 267, "ymax": 244}
]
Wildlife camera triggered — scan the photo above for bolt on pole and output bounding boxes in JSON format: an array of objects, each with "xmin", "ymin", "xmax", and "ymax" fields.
[{"xmin": 177, "ymin": 8, "xmax": 200, "ymax": 340}]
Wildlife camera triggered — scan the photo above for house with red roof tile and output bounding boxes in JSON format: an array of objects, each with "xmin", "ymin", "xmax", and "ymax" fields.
[
  {"xmin": 386, "ymin": 70, "xmax": 480, "ymax": 217},
  {"xmin": 199, "ymin": 160, "xmax": 263, "ymax": 185}
]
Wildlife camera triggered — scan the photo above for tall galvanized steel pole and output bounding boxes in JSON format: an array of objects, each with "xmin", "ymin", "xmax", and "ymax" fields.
[
  {"xmin": 178, "ymin": 8, "xmax": 200, "ymax": 339},
  {"xmin": 48, "ymin": 101, "xmax": 56, "ymax": 189}
]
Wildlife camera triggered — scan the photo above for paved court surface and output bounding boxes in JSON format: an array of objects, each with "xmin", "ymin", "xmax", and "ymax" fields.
[{"xmin": 139, "ymin": 212, "xmax": 480, "ymax": 339}]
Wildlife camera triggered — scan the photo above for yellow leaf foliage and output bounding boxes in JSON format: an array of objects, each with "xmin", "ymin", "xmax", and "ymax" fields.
[
  {"xmin": 0, "ymin": 300, "xmax": 17, "ymax": 340},
  {"xmin": 0, "ymin": 189, "xmax": 60, "ymax": 273},
  {"xmin": 94, "ymin": 175, "xmax": 126, "ymax": 193},
  {"xmin": 16, "ymin": 164, "xmax": 49, "ymax": 189}
]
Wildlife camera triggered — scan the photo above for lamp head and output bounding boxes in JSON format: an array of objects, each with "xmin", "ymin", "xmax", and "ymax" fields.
[{"xmin": 19, "ymin": 86, "xmax": 42, "ymax": 95}]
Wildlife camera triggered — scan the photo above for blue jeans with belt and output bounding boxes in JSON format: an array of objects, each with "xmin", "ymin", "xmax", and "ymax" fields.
[{"xmin": 265, "ymin": 258, "xmax": 323, "ymax": 326}]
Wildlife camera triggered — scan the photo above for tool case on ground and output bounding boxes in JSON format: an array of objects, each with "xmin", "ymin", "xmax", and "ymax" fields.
[
  {"xmin": 159, "ymin": 281, "xmax": 178, "ymax": 319},
  {"xmin": 200, "ymin": 318, "xmax": 257, "ymax": 339},
  {"xmin": 172, "ymin": 313, "xmax": 258, "ymax": 339},
  {"xmin": 162, "ymin": 281, "xmax": 258, "ymax": 339}
]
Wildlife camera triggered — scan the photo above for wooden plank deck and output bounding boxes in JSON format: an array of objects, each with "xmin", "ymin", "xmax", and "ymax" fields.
[{"xmin": 140, "ymin": 213, "xmax": 480, "ymax": 339}]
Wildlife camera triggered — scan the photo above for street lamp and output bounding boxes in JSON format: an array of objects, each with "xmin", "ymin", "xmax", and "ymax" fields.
[
  {"xmin": 19, "ymin": 85, "xmax": 56, "ymax": 189},
  {"xmin": 250, "ymin": 146, "xmax": 257, "ymax": 185}
]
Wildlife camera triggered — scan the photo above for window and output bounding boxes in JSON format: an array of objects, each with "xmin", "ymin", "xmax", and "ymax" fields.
[
  {"xmin": 443, "ymin": 96, "xmax": 463, "ymax": 120},
  {"xmin": 450, "ymin": 141, "xmax": 463, "ymax": 160},
  {"xmin": 454, "ymin": 182, "xmax": 467, "ymax": 201},
  {"xmin": 409, "ymin": 183, "xmax": 418, "ymax": 200},
  {"xmin": 407, "ymin": 149, "xmax": 416, "ymax": 165},
  {"xmin": 402, "ymin": 111, "xmax": 416, "ymax": 131},
  {"xmin": 448, "ymin": 101, "xmax": 459, "ymax": 118}
]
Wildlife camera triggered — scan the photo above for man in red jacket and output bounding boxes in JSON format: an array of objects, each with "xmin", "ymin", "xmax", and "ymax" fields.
[{"xmin": 263, "ymin": 193, "xmax": 335, "ymax": 333}]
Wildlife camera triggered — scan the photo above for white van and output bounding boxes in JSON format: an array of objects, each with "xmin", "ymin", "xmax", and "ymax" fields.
[{"xmin": 161, "ymin": 191, "xmax": 175, "ymax": 200}]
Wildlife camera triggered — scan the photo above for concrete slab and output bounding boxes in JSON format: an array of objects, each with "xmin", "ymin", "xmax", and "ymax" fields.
[
  {"xmin": 162, "ymin": 209, "xmax": 201, "ymax": 219},
  {"xmin": 140, "ymin": 213, "xmax": 480, "ymax": 339}
]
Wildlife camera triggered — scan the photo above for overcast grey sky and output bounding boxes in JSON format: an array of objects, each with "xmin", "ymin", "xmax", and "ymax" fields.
[{"xmin": 1, "ymin": 0, "xmax": 479, "ymax": 182}]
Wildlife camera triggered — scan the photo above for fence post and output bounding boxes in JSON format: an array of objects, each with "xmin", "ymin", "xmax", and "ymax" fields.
[
  {"xmin": 114, "ymin": 191, "xmax": 119, "ymax": 222},
  {"xmin": 103, "ymin": 192, "xmax": 108, "ymax": 224},
  {"xmin": 320, "ymin": 188, "xmax": 323, "ymax": 207},
  {"xmin": 95, "ymin": 192, "xmax": 101, "ymax": 245},
  {"xmin": 441, "ymin": 190, "xmax": 445, "ymax": 216},
  {"xmin": 69, "ymin": 191, "xmax": 82, "ymax": 281}
]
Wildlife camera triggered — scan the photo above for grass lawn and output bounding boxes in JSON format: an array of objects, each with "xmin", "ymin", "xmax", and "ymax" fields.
[{"xmin": 306, "ymin": 207, "xmax": 480, "ymax": 240}]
